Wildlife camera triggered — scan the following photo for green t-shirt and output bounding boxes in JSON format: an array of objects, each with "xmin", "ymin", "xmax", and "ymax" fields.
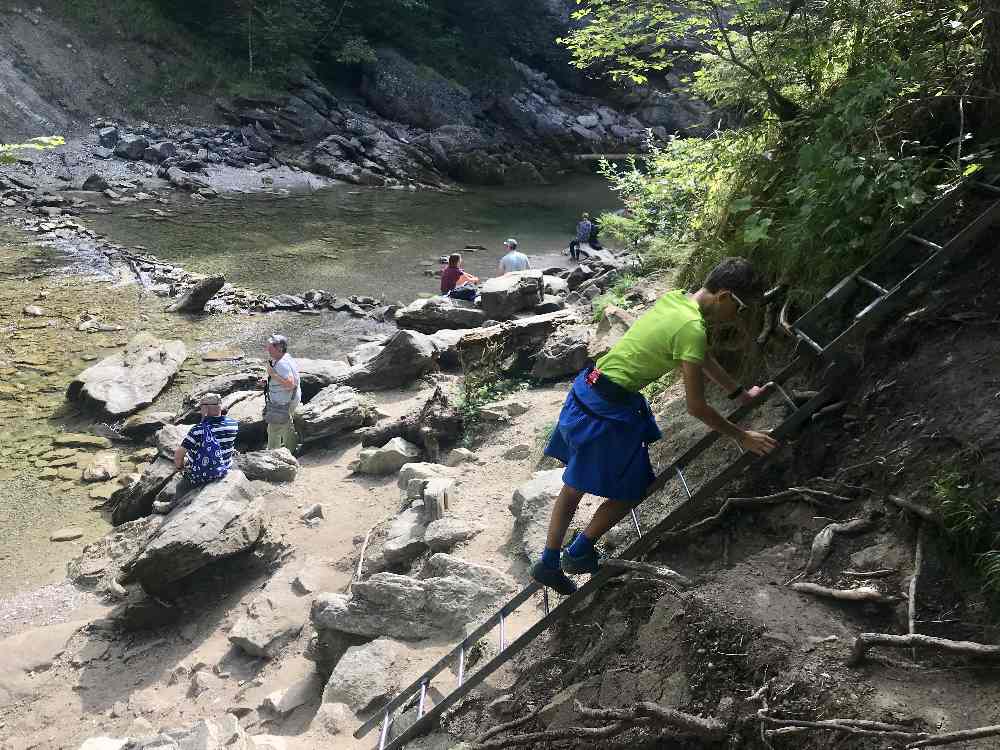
[{"xmin": 596, "ymin": 290, "xmax": 707, "ymax": 392}]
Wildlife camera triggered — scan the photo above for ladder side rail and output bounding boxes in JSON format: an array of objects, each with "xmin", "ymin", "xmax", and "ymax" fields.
[
  {"xmin": 384, "ymin": 386, "xmax": 837, "ymax": 749},
  {"xmin": 792, "ymin": 179, "xmax": 978, "ymax": 335},
  {"xmin": 354, "ymin": 583, "xmax": 541, "ymax": 739},
  {"xmin": 822, "ymin": 199, "xmax": 1000, "ymax": 358}
]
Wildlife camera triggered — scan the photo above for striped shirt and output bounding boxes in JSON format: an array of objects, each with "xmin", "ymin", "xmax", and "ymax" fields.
[{"xmin": 181, "ymin": 416, "xmax": 239, "ymax": 478}]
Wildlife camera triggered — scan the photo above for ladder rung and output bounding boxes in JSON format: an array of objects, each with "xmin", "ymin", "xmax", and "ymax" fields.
[
  {"xmin": 855, "ymin": 296, "xmax": 884, "ymax": 320},
  {"xmin": 457, "ymin": 646, "xmax": 465, "ymax": 686},
  {"xmin": 856, "ymin": 275, "xmax": 888, "ymax": 296},
  {"xmin": 906, "ymin": 234, "xmax": 942, "ymax": 253},
  {"xmin": 379, "ymin": 710, "xmax": 392, "ymax": 750},
  {"xmin": 499, "ymin": 614, "xmax": 506, "ymax": 652},
  {"xmin": 417, "ymin": 680, "xmax": 428, "ymax": 718},
  {"xmin": 793, "ymin": 327, "xmax": 824, "ymax": 354},
  {"xmin": 630, "ymin": 507, "xmax": 642, "ymax": 537}
]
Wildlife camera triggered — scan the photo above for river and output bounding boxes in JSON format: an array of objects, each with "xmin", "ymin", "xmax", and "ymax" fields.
[{"xmin": 0, "ymin": 175, "xmax": 618, "ymax": 596}]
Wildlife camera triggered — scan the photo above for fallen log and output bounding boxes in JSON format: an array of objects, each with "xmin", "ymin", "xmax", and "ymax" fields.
[
  {"xmin": 848, "ymin": 633, "xmax": 1000, "ymax": 666},
  {"xmin": 792, "ymin": 582, "xmax": 897, "ymax": 604},
  {"xmin": 760, "ymin": 713, "xmax": 927, "ymax": 741}
]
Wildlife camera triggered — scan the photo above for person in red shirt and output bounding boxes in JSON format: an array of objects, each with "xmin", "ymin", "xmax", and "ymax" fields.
[{"xmin": 440, "ymin": 253, "xmax": 478, "ymax": 294}]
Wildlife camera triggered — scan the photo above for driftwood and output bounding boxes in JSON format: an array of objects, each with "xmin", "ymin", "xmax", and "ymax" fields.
[
  {"xmin": 602, "ymin": 558, "xmax": 693, "ymax": 588},
  {"xmin": 888, "ymin": 495, "xmax": 941, "ymax": 524},
  {"xmin": 357, "ymin": 386, "xmax": 463, "ymax": 461},
  {"xmin": 792, "ymin": 582, "xmax": 898, "ymax": 604},
  {"xmin": 849, "ymin": 633, "xmax": 1000, "ymax": 666},
  {"xmin": 471, "ymin": 700, "xmax": 727, "ymax": 749}
]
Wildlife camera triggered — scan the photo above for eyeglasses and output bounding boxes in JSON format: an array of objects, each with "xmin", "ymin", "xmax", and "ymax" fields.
[{"xmin": 731, "ymin": 292, "xmax": 747, "ymax": 313}]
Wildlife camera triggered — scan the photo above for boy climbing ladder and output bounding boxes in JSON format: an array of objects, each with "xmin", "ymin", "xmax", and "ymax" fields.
[{"xmin": 531, "ymin": 257, "xmax": 779, "ymax": 594}]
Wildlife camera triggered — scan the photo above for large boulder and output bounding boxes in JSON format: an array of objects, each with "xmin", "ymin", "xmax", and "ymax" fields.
[
  {"xmin": 228, "ymin": 594, "xmax": 304, "ymax": 659},
  {"xmin": 223, "ymin": 391, "xmax": 267, "ymax": 446},
  {"xmin": 67, "ymin": 334, "xmax": 187, "ymax": 417},
  {"xmin": 293, "ymin": 385, "xmax": 378, "ymax": 444},
  {"xmin": 166, "ymin": 275, "xmax": 226, "ymax": 313},
  {"xmin": 360, "ymin": 48, "xmax": 477, "ymax": 130},
  {"xmin": 119, "ymin": 471, "xmax": 262, "ymax": 592},
  {"xmin": 338, "ymin": 330, "xmax": 436, "ymax": 391},
  {"xmin": 531, "ymin": 326, "xmax": 592, "ymax": 380},
  {"xmin": 114, "ymin": 134, "xmax": 149, "ymax": 160},
  {"xmin": 382, "ymin": 507, "xmax": 428, "ymax": 565},
  {"xmin": 121, "ymin": 411, "xmax": 175, "ymax": 441},
  {"xmin": 297, "ymin": 358, "xmax": 351, "ymax": 400},
  {"xmin": 352, "ymin": 437, "xmax": 421, "ymax": 476},
  {"xmin": 423, "ymin": 518, "xmax": 483, "ymax": 551},
  {"xmin": 311, "ymin": 560, "xmax": 514, "ymax": 640},
  {"xmin": 395, "ymin": 296, "xmax": 486, "ymax": 334},
  {"xmin": 479, "ymin": 271, "xmax": 545, "ymax": 320},
  {"xmin": 237, "ymin": 448, "xmax": 299, "ymax": 482},
  {"xmin": 111, "ymin": 457, "xmax": 177, "ymax": 526},
  {"xmin": 321, "ymin": 638, "xmax": 413, "ymax": 714},
  {"xmin": 510, "ymin": 469, "xmax": 565, "ymax": 562}
]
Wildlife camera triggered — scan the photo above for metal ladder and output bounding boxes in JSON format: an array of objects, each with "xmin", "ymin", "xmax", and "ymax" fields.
[{"xmin": 357, "ymin": 173, "xmax": 1000, "ymax": 750}]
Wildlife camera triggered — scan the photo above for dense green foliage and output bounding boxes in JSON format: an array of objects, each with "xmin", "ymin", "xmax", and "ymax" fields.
[
  {"xmin": 932, "ymin": 468, "xmax": 1000, "ymax": 602},
  {"xmin": 568, "ymin": 0, "xmax": 994, "ymax": 301}
]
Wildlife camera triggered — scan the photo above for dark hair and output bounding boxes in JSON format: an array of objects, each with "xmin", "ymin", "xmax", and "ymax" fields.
[
  {"xmin": 448, "ymin": 253, "xmax": 461, "ymax": 267},
  {"xmin": 703, "ymin": 257, "xmax": 758, "ymax": 296}
]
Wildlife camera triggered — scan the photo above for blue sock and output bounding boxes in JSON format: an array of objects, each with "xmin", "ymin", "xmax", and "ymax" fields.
[
  {"xmin": 567, "ymin": 532, "xmax": 594, "ymax": 557},
  {"xmin": 541, "ymin": 547, "xmax": 561, "ymax": 570}
]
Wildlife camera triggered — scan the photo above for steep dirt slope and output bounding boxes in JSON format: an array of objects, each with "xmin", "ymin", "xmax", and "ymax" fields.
[{"xmin": 441, "ymin": 244, "xmax": 1000, "ymax": 747}]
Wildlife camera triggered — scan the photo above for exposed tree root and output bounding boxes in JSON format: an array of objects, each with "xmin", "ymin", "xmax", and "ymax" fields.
[
  {"xmin": 908, "ymin": 524, "xmax": 925, "ymax": 657},
  {"xmin": 470, "ymin": 700, "xmax": 727, "ymax": 749},
  {"xmin": 791, "ymin": 582, "xmax": 898, "ymax": 604},
  {"xmin": 849, "ymin": 633, "xmax": 1000, "ymax": 666},
  {"xmin": 602, "ymin": 558, "xmax": 692, "ymax": 588},
  {"xmin": 476, "ymin": 709, "xmax": 543, "ymax": 744},
  {"xmin": 760, "ymin": 713, "xmax": 929, "ymax": 741},
  {"xmin": 843, "ymin": 569, "xmax": 897, "ymax": 578},
  {"xmin": 905, "ymin": 724, "xmax": 1000, "ymax": 748},
  {"xmin": 662, "ymin": 486, "xmax": 852, "ymax": 545},
  {"xmin": 799, "ymin": 514, "xmax": 876, "ymax": 577},
  {"xmin": 888, "ymin": 494, "xmax": 941, "ymax": 524}
]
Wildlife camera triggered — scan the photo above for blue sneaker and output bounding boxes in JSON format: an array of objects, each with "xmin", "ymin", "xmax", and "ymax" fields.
[
  {"xmin": 530, "ymin": 561, "xmax": 577, "ymax": 596},
  {"xmin": 561, "ymin": 539, "xmax": 600, "ymax": 575}
]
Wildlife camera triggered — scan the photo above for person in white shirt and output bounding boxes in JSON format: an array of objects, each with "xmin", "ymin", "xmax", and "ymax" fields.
[
  {"xmin": 260, "ymin": 333, "xmax": 301, "ymax": 453},
  {"xmin": 497, "ymin": 238, "xmax": 530, "ymax": 275}
]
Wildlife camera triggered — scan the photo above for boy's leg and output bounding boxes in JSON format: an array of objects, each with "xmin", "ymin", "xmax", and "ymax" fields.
[
  {"xmin": 562, "ymin": 499, "xmax": 635, "ymax": 574},
  {"xmin": 544, "ymin": 484, "xmax": 585, "ymax": 550},
  {"xmin": 582, "ymin": 499, "xmax": 634, "ymax": 541},
  {"xmin": 530, "ymin": 484, "xmax": 585, "ymax": 595}
]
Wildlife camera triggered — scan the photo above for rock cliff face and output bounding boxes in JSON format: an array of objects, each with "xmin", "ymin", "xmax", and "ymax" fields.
[{"xmin": 0, "ymin": 3, "xmax": 709, "ymax": 187}]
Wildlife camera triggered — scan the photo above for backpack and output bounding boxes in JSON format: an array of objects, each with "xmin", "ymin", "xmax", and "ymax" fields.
[
  {"xmin": 186, "ymin": 419, "xmax": 229, "ymax": 485},
  {"xmin": 449, "ymin": 283, "xmax": 477, "ymax": 301}
]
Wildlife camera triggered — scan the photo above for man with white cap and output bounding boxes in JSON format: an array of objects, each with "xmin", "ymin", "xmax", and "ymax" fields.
[
  {"xmin": 497, "ymin": 238, "xmax": 530, "ymax": 275},
  {"xmin": 261, "ymin": 333, "xmax": 301, "ymax": 453},
  {"xmin": 167, "ymin": 392, "xmax": 240, "ymax": 507}
]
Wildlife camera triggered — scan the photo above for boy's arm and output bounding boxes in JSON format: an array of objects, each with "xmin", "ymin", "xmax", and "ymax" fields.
[
  {"xmin": 681, "ymin": 361, "xmax": 778, "ymax": 456},
  {"xmin": 174, "ymin": 445, "xmax": 187, "ymax": 470},
  {"xmin": 701, "ymin": 353, "xmax": 765, "ymax": 406}
]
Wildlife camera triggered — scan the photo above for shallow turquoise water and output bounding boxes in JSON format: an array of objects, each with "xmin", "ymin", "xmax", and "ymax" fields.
[{"xmin": 88, "ymin": 175, "xmax": 620, "ymax": 303}]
